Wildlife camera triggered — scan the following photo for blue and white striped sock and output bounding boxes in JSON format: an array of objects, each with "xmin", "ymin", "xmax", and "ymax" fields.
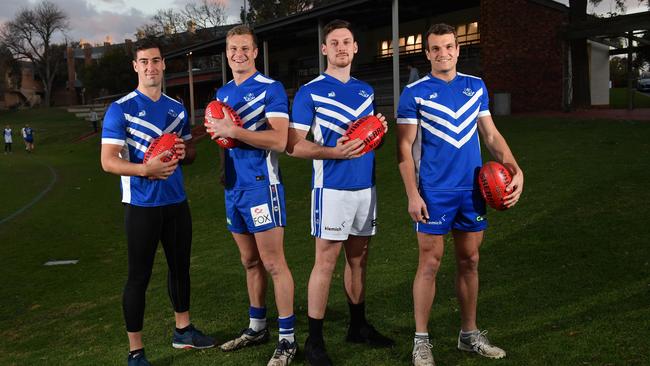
[
  {"xmin": 278, "ymin": 314, "xmax": 296, "ymax": 343},
  {"xmin": 248, "ymin": 305, "xmax": 267, "ymax": 332}
]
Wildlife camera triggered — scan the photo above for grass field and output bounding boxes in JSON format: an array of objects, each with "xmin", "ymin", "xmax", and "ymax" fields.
[
  {"xmin": 1, "ymin": 108, "xmax": 649, "ymax": 366},
  {"xmin": 609, "ymin": 87, "xmax": 650, "ymax": 108}
]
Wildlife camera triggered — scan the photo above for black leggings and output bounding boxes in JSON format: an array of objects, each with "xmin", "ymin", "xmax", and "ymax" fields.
[
  {"xmin": 123, "ymin": 201, "xmax": 192, "ymax": 332},
  {"xmin": 4, "ymin": 143, "xmax": 10, "ymax": 152}
]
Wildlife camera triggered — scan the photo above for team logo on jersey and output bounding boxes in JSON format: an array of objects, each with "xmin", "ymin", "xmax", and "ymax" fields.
[
  {"xmin": 168, "ymin": 109, "xmax": 178, "ymax": 118},
  {"xmin": 358, "ymin": 90, "xmax": 370, "ymax": 98},
  {"xmin": 429, "ymin": 92, "xmax": 438, "ymax": 99},
  {"xmin": 138, "ymin": 110, "xmax": 146, "ymax": 117},
  {"xmin": 328, "ymin": 91, "xmax": 336, "ymax": 97},
  {"xmin": 243, "ymin": 93, "xmax": 256, "ymax": 102},
  {"xmin": 476, "ymin": 215, "xmax": 485, "ymax": 222},
  {"xmin": 462, "ymin": 88, "xmax": 475, "ymax": 97},
  {"xmin": 250, "ymin": 203, "xmax": 272, "ymax": 227}
]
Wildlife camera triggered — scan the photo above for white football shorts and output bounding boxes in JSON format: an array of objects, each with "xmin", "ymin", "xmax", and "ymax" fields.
[{"xmin": 311, "ymin": 187, "xmax": 377, "ymax": 241}]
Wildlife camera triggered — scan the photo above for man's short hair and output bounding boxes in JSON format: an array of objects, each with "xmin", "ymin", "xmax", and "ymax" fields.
[
  {"xmin": 226, "ymin": 25, "xmax": 258, "ymax": 48},
  {"xmin": 425, "ymin": 23, "xmax": 457, "ymax": 49},
  {"xmin": 322, "ymin": 19, "xmax": 354, "ymax": 44},
  {"xmin": 133, "ymin": 38, "xmax": 163, "ymax": 60}
]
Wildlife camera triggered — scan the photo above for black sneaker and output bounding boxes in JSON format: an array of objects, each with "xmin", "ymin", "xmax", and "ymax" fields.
[
  {"xmin": 172, "ymin": 324, "xmax": 216, "ymax": 349},
  {"xmin": 127, "ymin": 350, "xmax": 151, "ymax": 366},
  {"xmin": 304, "ymin": 336, "xmax": 332, "ymax": 366},
  {"xmin": 346, "ymin": 323, "xmax": 395, "ymax": 347}
]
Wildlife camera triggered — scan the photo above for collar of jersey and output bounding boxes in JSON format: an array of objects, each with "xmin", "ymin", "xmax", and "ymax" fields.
[
  {"xmin": 322, "ymin": 72, "xmax": 354, "ymax": 86},
  {"xmin": 134, "ymin": 89, "xmax": 163, "ymax": 104},
  {"xmin": 427, "ymin": 72, "xmax": 460, "ymax": 86},
  {"xmin": 233, "ymin": 71, "xmax": 260, "ymax": 87}
]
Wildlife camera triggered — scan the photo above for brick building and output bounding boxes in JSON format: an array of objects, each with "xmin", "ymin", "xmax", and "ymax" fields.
[{"xmin": 163, "ymin": 0, "xmax": 581, "ymax": 118}]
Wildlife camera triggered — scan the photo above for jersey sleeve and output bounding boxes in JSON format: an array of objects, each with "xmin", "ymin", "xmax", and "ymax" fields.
[
  {"xmin": 290, "ymin": 86, "xmax": 314, "ymax": 132},
  {"xmin": 478, "ymin": 79, "xmax": 491, "ymax": 117},
  {"xmin": 264, "ymin": 82, "xmax": 289, "ymax": 119},
  {"xmin": 101, "ymin": 103, "xmax": 126, "ymax": 145},
  {"xmin": 396, "ymin": 86, "xmax": 419, "ymax": 125}
]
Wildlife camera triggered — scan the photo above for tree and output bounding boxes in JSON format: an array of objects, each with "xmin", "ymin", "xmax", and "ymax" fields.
[
  {"xmin": 0, "ymin": 1, "xmax": 69, "ymax": 107},
  {"xmin": 240, "ymin": 0, "xmax": 332, "ymax": 25},
  {"xmin": 0, "ymin": 45, "xmax": 21, "ymax": 95},
  {"xmin": 80, "ymin": 46, "xmax": 136, "ymax": 99},
  {"xmin": 136, "ymin": 0, "xmax": 227, "ymax": 38},
  {"xmin": 182, "ymin": 0, "xmax": 227, "ymax": 29}
]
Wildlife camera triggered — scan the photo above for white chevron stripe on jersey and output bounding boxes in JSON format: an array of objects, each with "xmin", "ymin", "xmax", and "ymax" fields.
[
  {"xmin": 317, "ymin": 106, "xmax": 353, "ymax": 125},
  {"xmin": 116, "ymin": 92, "xmax": 137, "ymax": 104},
  {"xmin": 311, "ymin": 94, "xmax": 374, "ymax": 117},
  {"xmin": 254, "ymin": 74, "xmax": 275, "ymax": 84},
  {"xmin": 123, "ymin": 114, "xmax": 163, "ymax": 136},
  {"xmin": 247, "ymin": 116, "xmax": 267, "ymax": 131},
  {"xmin": 126, "ymin": 137, "xmax": 148, "ymax": 154},
  {"xmin": 237, "ymin": 91, "xmax": 266, "ymax": 115},
  {"xmin": 164, "ymin": 111, "xmax": 186, "ymax": 133},
  {"xmin": 243, "ymin": 104, "xmax": 265, "ymax": 125},
  {"xmin": 420, "ymin": 105, "xmax": 480, "ymax": 135},
  {"xmin": 127, "ymin": 127, "xmax": 154, "ymax": 142},
  {"xmin": 420, "ymin": 120, "xmax": 478, "ymax": 149},
  {"xmin": 416, "ymin": 87, "xmax": 483, "ymax": 120},
  {"xmin": 315, "ymin": 116, "xmax": 347, "ymax": 136}
]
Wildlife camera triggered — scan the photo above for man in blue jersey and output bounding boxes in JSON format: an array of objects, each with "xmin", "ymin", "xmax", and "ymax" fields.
[
  {"xmin": 286, "ymin": 19, "xmax": 393, "ymax": 366},
  {"xmin": 21, "ymin": 124, "xmax": 34, "ymax": 152},
  {"xmin": 396, "ymin": 24, "xmax": 524, "ymax": 366},
  {"xmin": 100, "ymin": 39, "xmax": 214, "ymax": 366},
  {"xmin": 204, "ymin": 25, "xmax": 297, "ymax": 366}
]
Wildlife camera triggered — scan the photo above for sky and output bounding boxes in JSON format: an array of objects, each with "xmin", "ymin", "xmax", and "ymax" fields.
[{"xmin": 0, "ymin": 0, "xmax": 647, "ymax": 46}]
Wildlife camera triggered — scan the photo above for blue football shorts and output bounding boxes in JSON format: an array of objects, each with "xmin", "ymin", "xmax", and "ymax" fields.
[
  {"xmin": 225, "ymin": 184, "xmax": 286, "ymax": 234},
  {"xmin": 415, "ymin": 189, "xmax": 488, "ymax": 235}
]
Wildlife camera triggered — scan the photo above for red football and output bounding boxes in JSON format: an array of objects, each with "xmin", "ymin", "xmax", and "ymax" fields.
[
  {"xmin": 204, "ymin": 100, "xmax": 243, "ymax": 149},
  {"xmin": 344, "ymin": 115, "xmax": 385, "ymax": 154},
  {"xmin": 143, "ymin": 133, "xmax": 178, "ymax": 163},
  {"xmin": 478, "ymin": 161, "xmax": 512, "ymax": 211}
]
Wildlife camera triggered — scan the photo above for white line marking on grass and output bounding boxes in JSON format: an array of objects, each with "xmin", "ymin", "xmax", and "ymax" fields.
[
  {"xmin": 44, "ymin": 260, "xmax": 78, "ymax": 266},
  {"xmin": 0, "ymin": 162, "xmax": 58, "ymax": 225}
]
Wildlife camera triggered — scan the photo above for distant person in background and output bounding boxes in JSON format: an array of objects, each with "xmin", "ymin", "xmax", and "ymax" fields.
[
  {"xmin": 89, "ymin": 108, "xmax": 99, "ymax": 133},
  {"xmin": 21, "ymin": 124, "xmax": 34, "ymax": 153},
  {"xmin": 407, "ymin": 63, "xmax": 420, "ymax": 84},
  {"xmin": 3, "ymin": 124, "xmax": 12, "ymax": 154}
]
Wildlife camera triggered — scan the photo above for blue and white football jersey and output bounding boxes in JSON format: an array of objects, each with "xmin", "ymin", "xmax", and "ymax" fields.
[
  {"xmin": 291, "ymin": 73, "xmax": 376, "ymax": 190},
  {"xmin": 397, "ymin": 72, "xmax": 490, "ymax": 191},
  {"xmin": 215, "ymin": 72, "xmax": 289, "ymax": 190},
  {"xmin": 101, "ymin": 90, "xmax": 192, "ymax": 206}
]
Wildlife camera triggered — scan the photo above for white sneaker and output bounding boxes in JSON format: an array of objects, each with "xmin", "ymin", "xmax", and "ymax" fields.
[
  {"xmin": 267, "ymin": 339, "xmax": 297, "ymax": 366},
  {"xmin": 412, "ymin": 339, "xmax": 435, "ymax": 366},
  {"xmin": 457, "ymin": 330, "xmax": 506, "ymax": 359},
  {"xmin": 220, "ymin": 327, "xmax": 269, "ymax": 351}
]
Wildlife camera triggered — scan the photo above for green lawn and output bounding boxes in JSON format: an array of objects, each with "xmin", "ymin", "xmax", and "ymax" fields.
[
  {"xmin": 0, "ymin": 108, "xmax": 648, "ymax": 365},
  {"xmin": 609, "ymin": 87, "xmax": 650, "ymax": 108}
]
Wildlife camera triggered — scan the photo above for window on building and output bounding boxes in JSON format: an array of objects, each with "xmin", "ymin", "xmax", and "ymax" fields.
[
  {"xmin": 379, "ymin": 34, "xmax": 422, "ymax": 57},
  {"xmin": 456, "ymin": 22, "xmax": 480, "ymax": 46}
]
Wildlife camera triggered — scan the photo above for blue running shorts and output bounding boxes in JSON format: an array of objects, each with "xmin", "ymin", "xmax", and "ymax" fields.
[
  {"xmin": 415, "ymin": 189, "xmax": 487, "ymax": 235},
  {"xmin": 225, "ymin": 184, "xmax": 286, "ymax": 234}
]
